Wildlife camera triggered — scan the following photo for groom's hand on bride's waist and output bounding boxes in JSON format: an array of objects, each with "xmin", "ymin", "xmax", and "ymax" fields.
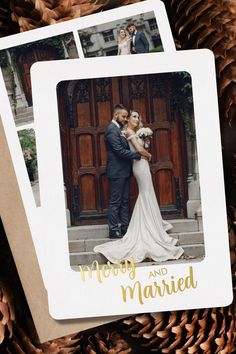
[{"xmin": 140, "ymin": 154, "xmax": 152, "ymax": 161}]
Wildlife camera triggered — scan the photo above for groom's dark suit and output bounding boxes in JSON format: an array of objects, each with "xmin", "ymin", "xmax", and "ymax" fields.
[
  {"xmin": 105, "ymin": 121, "xmax": 141, "ymax": 237},
  {"xmin": 132, "ymin": 31, "xmax": 149, "ymax": 54}
]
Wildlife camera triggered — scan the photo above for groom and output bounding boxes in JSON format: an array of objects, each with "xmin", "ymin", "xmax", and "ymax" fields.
[
  {"xmin": 127, "ymin": 23, "xmax": 149, "ymax": 54},
  {"xmin": 105, "ymin": 104, "xmax": 141, "ymax": 239}
]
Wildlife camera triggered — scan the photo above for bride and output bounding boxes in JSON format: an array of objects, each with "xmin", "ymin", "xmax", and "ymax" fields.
[
  {"xmin": 117, "ymin": 28, "xmax": 131, "ymax": 55},
  {"xmin": 94, "ymin": 110, "xmax": 185, "ymax": 263}
]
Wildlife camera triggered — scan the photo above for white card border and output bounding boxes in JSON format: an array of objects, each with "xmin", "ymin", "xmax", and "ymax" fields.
[{"xmin": 30, "ymin": 50, "xmax": 232, "ymax": 319}]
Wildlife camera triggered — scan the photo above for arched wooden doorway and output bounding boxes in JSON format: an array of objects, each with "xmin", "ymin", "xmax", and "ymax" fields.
[
  {"xmin": 57, "ymin": 74, "xmax": 188, "ymax": 226},
  {"xmin": 16, "ymin": 46, "xmax": 59, "ymax": 106}
]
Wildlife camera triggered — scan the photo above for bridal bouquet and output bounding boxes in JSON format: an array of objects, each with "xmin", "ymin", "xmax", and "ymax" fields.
[{"xmin": 136, "ymin": 127, "xmax": 153, "ymax": 149}]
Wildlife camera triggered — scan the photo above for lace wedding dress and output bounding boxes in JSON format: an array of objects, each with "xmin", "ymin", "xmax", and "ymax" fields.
[
  {"xmin": 118, "ymin": 38, "xmax": 131, "ymax": 55},
  {"xmin": 94, "ymin": 135, "xmax": 184, "ymax": 263}
]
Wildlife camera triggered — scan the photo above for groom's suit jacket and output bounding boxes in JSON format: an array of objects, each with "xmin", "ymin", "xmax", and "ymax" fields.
[
  {"xmin": 132, "ymin": 31, "xmax": 149, "ymax": 53},
  {"xmin": 105, "ymin": 122, "xmax": 140, "ymax": 179}
]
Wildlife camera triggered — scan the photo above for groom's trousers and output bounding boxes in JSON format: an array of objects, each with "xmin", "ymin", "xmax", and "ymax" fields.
[{"xmin": 108, "ymin": 177, "xmax": 130, "ymax": 237}]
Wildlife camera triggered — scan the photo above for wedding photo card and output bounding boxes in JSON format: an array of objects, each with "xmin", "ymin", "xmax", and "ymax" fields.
[
  {"xmin": 29, "ymin": 50, "xmax": 232, "ymax": 319},
  {"xmin": 0, "ymin": 0, "xmax": 175, "ymax": 289}
]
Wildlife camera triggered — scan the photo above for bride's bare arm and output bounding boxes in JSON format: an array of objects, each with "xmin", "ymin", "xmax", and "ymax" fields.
[{"xmin": 126, "ymin": 129, "xmax": 151, "ymax": 159}]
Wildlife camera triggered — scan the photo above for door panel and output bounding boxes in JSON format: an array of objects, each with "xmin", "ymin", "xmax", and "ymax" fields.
[
  {"xmin": 155, "ymin": 129, "xmax": 172, "ymax": 161},
  {"xmin": 80, "ymin": 174, "xmax": 97, "ymax": 211},
  {"xmin": 157, "ymin": 170, "xmax": 174, "ymax": 206}
]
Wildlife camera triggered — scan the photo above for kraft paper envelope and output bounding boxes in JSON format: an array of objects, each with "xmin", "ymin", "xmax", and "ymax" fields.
[{"xmin": 0, "ymin": 117, "xmax": 123, "ymax": 343}]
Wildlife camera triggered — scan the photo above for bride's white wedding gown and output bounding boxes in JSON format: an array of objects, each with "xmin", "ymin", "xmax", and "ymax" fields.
[{"xmin": 94, "ymin": 135, "xmax": 184, "ymax": 263}]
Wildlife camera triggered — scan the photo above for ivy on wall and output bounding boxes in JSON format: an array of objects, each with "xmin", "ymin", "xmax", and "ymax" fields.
[
  {"xmin": 0, "ymin": 50, "xmax": 8, "ymax": 67},
  {"xmin": 171, "ymin": 72, "xmax": 195, "ymax": 140},
  {"xmin": 0, "ymin": 32, "xmax": 75, "ymax": 68},
  {"xmin": 18, "ymin": 129, "xmax": 37, "ymax": 181},
  {"xmin": 10, "ymin": 32, "xmax": 75, "ymax": 59},
  {"xmin": 0, "ymin": 32, "xmax": 78, "ymax": 118}
]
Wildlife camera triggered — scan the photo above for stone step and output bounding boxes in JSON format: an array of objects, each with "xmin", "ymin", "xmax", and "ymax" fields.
[
  {"xmin": 70, "ymin": 251, "xmax": 107, "ymax": 266},
  {"xmin": 15, "ymin": 107, "xmax": 34, "ymax": 126},
  {"xmin": 183, "ymin": 244, "xmax": 205, "ymax": 258},
  {"xmin": 68, "ymin": 219, "xmax": 199, "ymax": 241},
  {"xmin": 68, "ymin": 224, "xmax": 109, "ymax": 240},
  {"xmin": 16, "ymin": 111, "xmax": 33, "ymax": 119},
  {"xmin": 15, "ymin": 106, "xmax": 33, "ymax": 115},
  {"xmin": 71, "ymin": 255, "xmax": 204, "ymax": 271},
  {"xmin": 69, "ymin": 231, "xmax": 204, "ymax": 253},
  {"xmin": 70, "ymin": 244, "xmax": 205, "ymax": 266},
  {"xmin": 16, "ymin": 117, "xmax": 34, "ymax": 127}
]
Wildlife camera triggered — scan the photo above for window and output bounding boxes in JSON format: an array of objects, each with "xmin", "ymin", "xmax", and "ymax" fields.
[
  {"xmin": 106, "ymin": 49, "xmax": 118, "ymax": 56},
  {"xmin": 102, "ymin": 30, "xmax": 115, "ymax": 43},
  {"xmin": 152, "ymin": 35, "xmax": 162, "ymax": 48},
  {"xmin": 148, "ymin": 19, "xmax": 158, "ymax": 31}
]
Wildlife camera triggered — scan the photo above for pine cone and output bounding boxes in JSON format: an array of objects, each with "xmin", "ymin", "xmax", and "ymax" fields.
[
  {"xmin": 0, "ymin": 0, "xmax": 18, "ymax": 36},
  {"xmin": 163, "ymin": 0, "xmax": 236, "ymax": 125},
  {"xmin": 10, "ymin": 0, "xmax": 82, "ymax": 31},
  {"xmin": 0, "ymin": 284, "xmax": 15, "ymax": 344},
  {"xmin": 8, "ymin": 0, "xmax": 141, "ymax": 31},
  {"xmin": 123, "ymin": 307, "xmax": 236, "ymax": 353},
  {"xmin": 4, "ymin": 321, "xmax": 84, "ymax": 354},
  {"xmin": 39, "ymin": 332, "xmax": 83, "ymax": 353},
  {"xmin": 40, "ymin": 327, "xmax": 133, "ymax": 354},
  {"xmin": 82, "ymin": 331, "xmax": 131, "ymax": 354}
]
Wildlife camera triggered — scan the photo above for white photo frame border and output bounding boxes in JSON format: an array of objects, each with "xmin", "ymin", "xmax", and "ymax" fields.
[
  {"xmin": 31, "ymin": 50, "xmax": 233, "ymax": 319},
  {"xmin": 0, "ymin": 70, "xmax": 50, "ymax": 285}
]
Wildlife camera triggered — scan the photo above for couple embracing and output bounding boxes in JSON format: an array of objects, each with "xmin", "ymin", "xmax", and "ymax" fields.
[
  {"xmin": 94, "ymin": 104, "xmax": 187, "ymax": 263},
  {"xmin": 117, "ymin": 23, "xmax": 149, "ymax": 55}
]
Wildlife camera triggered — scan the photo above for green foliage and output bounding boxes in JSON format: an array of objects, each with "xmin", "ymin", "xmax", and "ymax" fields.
[
  {"xmin": 0, "ymin": 50, "xmax": 9, "ymax": 67},
  {"xmin": 149, "ymin": 45, "xmax": 164, "ymax": 53},
  {"xmin": 171, "ymin": 72, "xmax": 195, "ymax": 140},
  {"xmin": 18, "ymin": 129, "xmax": 37, "ymax": 180},
  {"xmin": 10, "ymin": 32, "xmax": 75, "ymax": 60},
  {"xmin": 172, "ymin": 71, "xmax": 193, "ymax": 109}
]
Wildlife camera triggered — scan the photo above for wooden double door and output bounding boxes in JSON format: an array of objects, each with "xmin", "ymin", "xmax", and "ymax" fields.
[{"xmin": 57, "ymin": 74, "xmax": 188, "ymax": 226}]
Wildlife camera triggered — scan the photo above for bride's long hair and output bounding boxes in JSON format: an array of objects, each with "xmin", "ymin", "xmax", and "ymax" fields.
[
  {"xmin": 129, "ymin": 109, "xmax": 143, "ymax": 131},
  {"xmin": 118, "ymin": 28, "xmax": 130, "ymax": 43},
  {"xmin": 122, "ymin": 110, "xmax": 143, "ymax": 133}
]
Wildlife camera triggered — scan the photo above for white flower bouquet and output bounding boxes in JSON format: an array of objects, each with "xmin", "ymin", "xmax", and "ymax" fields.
[{"xmin": 137, "ymin": 127, "xmax": 153, "ymax": 149}]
